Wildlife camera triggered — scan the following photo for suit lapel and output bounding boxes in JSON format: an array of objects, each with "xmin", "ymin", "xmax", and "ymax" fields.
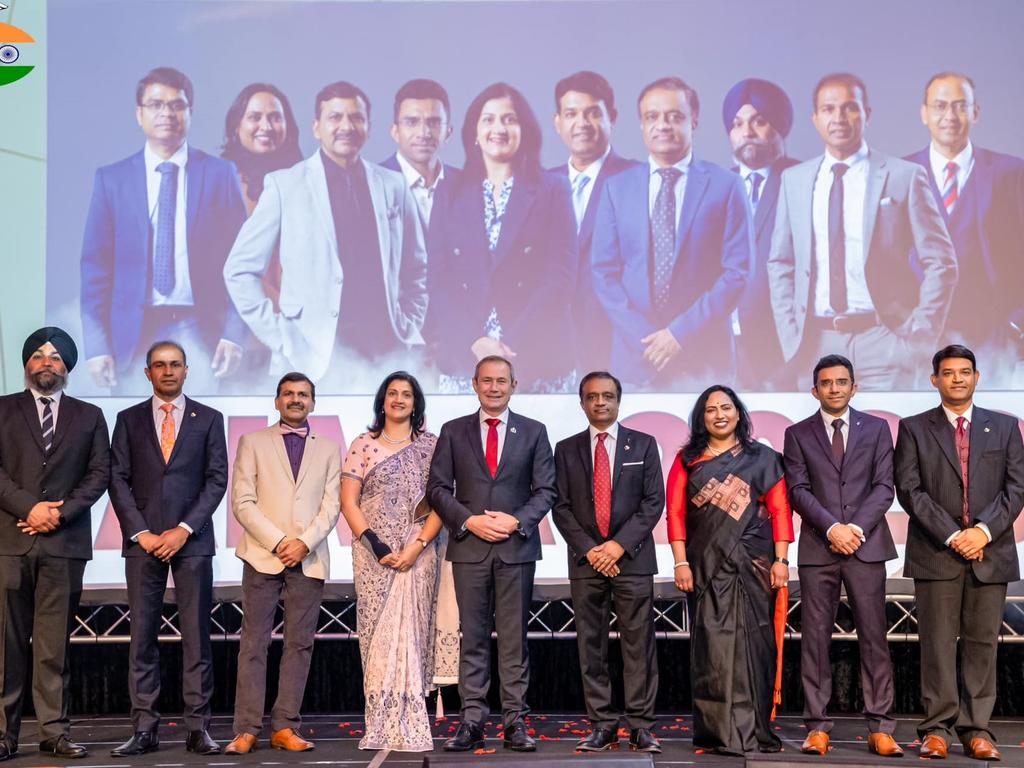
[
  {"xmin": 927, "ymin": 406, "xmax": 962, "ymax": 479},
  {"xmin": 48, "ymin": 395, "xmax": 80, "ymax": 454},
  {"xmin": 492, "ymin": 175, "xmax": 538, "ymax": 269},
  {"xmin": 271, "ymin": 424, "xmax": 297, "ymax": 485},
  {"xmin": 363, "ymin": 160, "xmax": 393, "ymax": 283},
  {"xmin": 862, "ymin": 151, "xmax": 889, "ymax": 262},
  {"xmin": 844, "ymin": 409, "xmax": 867, "ymax": 465},
  {"xmin": 306, "ymin": 155, "xmax": 339, "ymax": 255},
  {"xmin": 575, "ymin": 429, "xmax": 594, "ymax": 489},
  {"xmin": 295, "ymin": 432, "xmax": 316, "ymax": 488},
  {"xmin": 142, "ymin": 399, "xmax": 165, "ymax": 462},
  {"xmin": 467, "ymin": 413, "xmax": 492, "ymax": 478},
  {"xmin": 494, "ymin": 411, "xmax": 522, "ymax": 478},
  {"xmin": 611, "ymin": 427, "xmax": 631, "ymax": 490},
  {"xmin": 793, "ymin": 158, "xmax": 820, "ymax": 263},
  {"xmin": 675, "ymin": 160, "xmax": 709, "ymax": 257},
  {"xmin": 165, "ymin": 397, "xmax": 195, "ymax": 465},
  {"xmin": 185, "ymin": 148, "xmax": 205, "ymax": 244},
  {"xmin": 754, "ymin": 159, "xmax": 787, "ymax": 238},
  {"xmin": 967, "ymin": 407, "xmax": 992, "ymax": 481},
  {"xmin": 17, "ymin": 392, "xmax": 46, "ymax": 454},
  {"xmin": 810, "ymin": 414, "xmax": 841, "ymax": 472},
  {"xmin": 129, "ymin": 151, "xmax": 151, "ymax": 259},
  {"xmin": 577, "ymin": 152, "xmax": 624, "ymax": 249}
]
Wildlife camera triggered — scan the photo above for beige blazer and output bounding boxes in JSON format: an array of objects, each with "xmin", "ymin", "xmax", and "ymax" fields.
[{"xmin": 231, "ymin": 425, "xmax": 341, "ymax": 580}]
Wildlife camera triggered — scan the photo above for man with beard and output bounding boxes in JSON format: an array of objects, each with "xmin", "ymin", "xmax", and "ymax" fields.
[
  {"xmin": 0, "ymin": 327, "xmax": 110, "ymax": 760},
  {"xmin": 722, "ymin": 78, "xmax": 799, "ymax": 389},
  {"xmin": 108, "ymin": 341, "xmax": 227, "ymax": 756}
]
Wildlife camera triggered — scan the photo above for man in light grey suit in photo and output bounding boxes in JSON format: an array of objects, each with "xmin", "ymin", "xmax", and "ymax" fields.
[
  {"xmin": 767, "ymin": 72, "xmax": 957, "ymax": 390},
  {"xmin": 224, "ymin": 81, "xmax": 427, "ymax": 392}
]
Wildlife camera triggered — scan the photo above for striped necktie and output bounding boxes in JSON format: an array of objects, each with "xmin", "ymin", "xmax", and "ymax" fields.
[
  {"xmin": 39, "ymin": 397, "xmax": 54, "ymax": 452},
  {"xmin": 942, "ymin": 161, "xmax": 959, "ymax": 214}
]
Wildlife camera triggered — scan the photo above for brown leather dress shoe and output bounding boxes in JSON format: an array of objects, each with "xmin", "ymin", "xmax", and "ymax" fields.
[
  {"xmin": 965, "ymin": 737, "xmax": 1001, "ymax": 761},
  {"xmin": 801, "ymin": 730, "xmax": 829, "ymax": 755},
  {"xmin": 920, "ymin": 734, "xmax": 948, "ymax": 759},
  {"xmin": 224, "ymin": 734, "xmax": 257, "ymax": 755},
  {"xmin": 270, "ymin": 729, "xmax": 314, "ymax": 752},
  {"xmin": 868, "ymin": 732, "xmax": 904, "ymax": 757}
]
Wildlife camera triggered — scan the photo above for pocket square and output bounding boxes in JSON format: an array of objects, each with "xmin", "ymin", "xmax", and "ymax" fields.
[
  {"xmin": 879, "ymin": 196, "xmax": 895, "ymax": 206},
  {"xmin": 622, "ymin": 461, "xmax": 644, "ymax": 466}
]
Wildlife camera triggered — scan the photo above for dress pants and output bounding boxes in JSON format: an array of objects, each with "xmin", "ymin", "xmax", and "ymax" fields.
[
  {"xmin": 570, "ymin": 574, "xmax": 657, "ymax": 730},
  {"xmin": 125, "ymin": 554, "xmax": 214, "ymax": 732},
  {"xmin": 799, "ymin": 323, "xmax": 918, "ymax": 390},
  {"xmin": 232, "ymin": 563, "xmax": 324, "ymax": 735},
  {"xmin": 798, "ymin": 558, "xmax": 895, "ymax": 734},
  {"xmin": 0, "ymin": 550, "xmax": 86, "ymax": 746},
  {"xmin": 915, "ymin": 569, "xmax": 1007, "ymax": 745},
  {"xmin": 452, "ymin": 554, "xmax": 535, "ymax": 728}
]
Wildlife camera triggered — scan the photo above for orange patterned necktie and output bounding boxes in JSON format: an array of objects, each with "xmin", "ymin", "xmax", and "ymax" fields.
[{"xmin": 160, "ymin": 403, "xmax": 176, "ymax": 463}]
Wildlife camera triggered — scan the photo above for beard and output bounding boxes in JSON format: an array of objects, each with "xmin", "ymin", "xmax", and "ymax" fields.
[
  {"xmin": 26, "ymin": 369, "xmax": 67, "ymax": 395},
  {"xmin": 736, "ymin": 139, "xmax": 781, "ymax": 169}
]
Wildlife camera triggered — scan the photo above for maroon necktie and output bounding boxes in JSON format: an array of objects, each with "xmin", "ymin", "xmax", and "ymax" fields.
[
  {"xmin": 955, "ymin": 416, "xmax": 970, "ymax": 526},
  {"xmin": 831, "ymin": 418, "xmax": 845, "ymax": 465},
  {"xmin": 485, "ymin": 418, "xmax": 501, "ymax": 478},
  {"xmin": 594, "ymin": 433, "xmax": 612, "ymax": 538}
]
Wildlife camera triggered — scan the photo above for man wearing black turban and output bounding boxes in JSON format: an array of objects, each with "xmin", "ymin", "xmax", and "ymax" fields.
[
  {"xmin": 0, "ymin": 328, "xmax": 110, "ymax": 759},
  {"xmin": 722, "ymin": 79, "xmax": 799, "ymax": 390}
]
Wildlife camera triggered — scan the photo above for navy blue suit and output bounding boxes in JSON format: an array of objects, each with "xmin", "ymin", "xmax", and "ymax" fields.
[
  {"xmin": 379, "ymin": 152, "xmax": 460, "ymax": 229},
  {"xmin": 904, "ymin": 146, "xmax": 1024, "ymax": 353},
  {"xmin": 426, "ymin": 172, "xmax": 577, "ymax": 388},
  {"xmin": 548, "ymin": 151, "xmax": 638, "ymax": 371},
  {"xmin": 108, "ymin": 396, "xmax": 227, "ymax": 733},
  {"xmin": 592, "ymin": 158, "xmax": 750, "ymax": 387},
  {"xmin": 80, "ymin": 147, "xmax": 247, "ymax": 368}
]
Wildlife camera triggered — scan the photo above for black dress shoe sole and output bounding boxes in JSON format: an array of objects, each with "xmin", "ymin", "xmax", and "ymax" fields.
[
  {"xmin": 503, "ymin": 742, "xmax": 537, "ymax": 752},
  {"xmin": 630, "ymin": 744, "xmax": 662, "ymax": 753},
  {"xmin": 43, "ymin": 751, "xmax": 89, "ymax": 759},
  {"xmin": 577, "ymin": 742, "xmax": 620, "ymax": 752},
  {"xmin": 111, "ymin": 746, "xmax": 159, "ymax": 757},
  {"xmin": 187, "ymin": 747, "xmax": 222, "ymax": 756},
  {"xmin": 443, "ymin": 741, "xmax": 485, "ymax": 752},
  {"xmin": 0, "ymin": 752, "xmax": 16, "ymax": 763}
]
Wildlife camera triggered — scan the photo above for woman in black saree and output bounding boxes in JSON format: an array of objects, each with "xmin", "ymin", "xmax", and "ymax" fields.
[{"xmin": 667, "ymin": 385, "xmax": 793, "ymax": 755}]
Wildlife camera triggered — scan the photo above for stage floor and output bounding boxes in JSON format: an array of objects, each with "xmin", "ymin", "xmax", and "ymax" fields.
[{"xmin": 9, "ymin": 713, "xmax": 1022, "ymax": 767}]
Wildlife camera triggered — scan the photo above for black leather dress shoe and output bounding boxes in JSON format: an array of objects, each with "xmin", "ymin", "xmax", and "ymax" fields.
[
  {"xmin": 443, "ymin": 722, "xmax": 485, "ymax": 752},
  {"xmin": 185, "ymin": 730, "xmax": 221, "ymax": 755},
  {"xmin": 111, "ymin": 731, "xmax": 159, "ymax": 757},
  {"xmin": 629, "ymin": 727, "xmax": 661, "ymax": 753},
  {"xmin": 576, "ymin": 727, "xmax": 619, "ymax": 751},
  {"xmin": 503, "ymin": 722, "xmax": 536, "ymax": 752},
  {"xmin": 39, "ymin": 735, "xmax": 88, "ymax": 759},
  {"xmin": 0, "ymin": 742, "xmax": 17, "ymax": 762}
]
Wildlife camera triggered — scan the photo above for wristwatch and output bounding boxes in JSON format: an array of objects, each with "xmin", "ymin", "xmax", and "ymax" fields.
[
  {"xmin": 417, "ymin": 538, "xmax": 429, "ymax": 549},
  {"xmin": 773, "ymin": 556, "xmax": 790, "ymax": 565}
]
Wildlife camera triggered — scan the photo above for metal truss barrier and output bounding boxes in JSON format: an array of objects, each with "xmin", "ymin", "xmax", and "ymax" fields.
[{"xmin": 70, "ymin": 594, "xmax": 1024, "ymax": 645}]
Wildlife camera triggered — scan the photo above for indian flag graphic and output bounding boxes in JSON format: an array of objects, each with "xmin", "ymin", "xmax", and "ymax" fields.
[{"xmin": 0, "ymin": 21, "xmax": 33, "ymax": 86}]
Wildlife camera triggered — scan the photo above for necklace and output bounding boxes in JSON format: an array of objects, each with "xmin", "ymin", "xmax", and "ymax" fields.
[
  {"xmin": 707, "ymin": 441, "xmax": 738, "ymax": 457},
  {"xmin": 380, "ymin": 430, "xmax": 413, "ymax": 445}
]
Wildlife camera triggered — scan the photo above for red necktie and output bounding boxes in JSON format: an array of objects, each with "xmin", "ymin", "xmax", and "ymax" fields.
[
  {"xmin": 594, "ymin": 432, "xmax": 612, "ymax": 538},
  {"xmin": 955, "ymin": 416, "xmax": 970, "ymax": 526},
  {"xmin": 485, "ymin": 418, "xmax": 501, "ymax": 478}
]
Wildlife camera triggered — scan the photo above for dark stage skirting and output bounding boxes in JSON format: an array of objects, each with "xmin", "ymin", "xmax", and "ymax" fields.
[{"xmin": 6, "ymin": 713, "xmax": 1024, "ymax": 767}]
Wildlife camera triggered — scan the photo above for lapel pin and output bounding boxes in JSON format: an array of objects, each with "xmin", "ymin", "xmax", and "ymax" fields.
[
  {"xmin": 984, "ymin": 427, "xmax": 991, "ymax": 432},
  {"xmin": 624, "ymin": 445, "xmax": 631, "ymax": 451},
  {"xmin": 190, "ymin": 412, "xmax": 196, "ymax": 418},
  {"xmin": 510, "ymin": 427, "xmax": 517, "ymax": 434}
]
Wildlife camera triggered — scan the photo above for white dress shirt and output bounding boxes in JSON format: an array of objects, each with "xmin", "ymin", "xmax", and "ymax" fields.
[
  {"xmin": 939, "ymin": 403, "xmax": 991, "ymax": 544},
  {"xmin": 135, "ymin": 393, "xmax": 193, "ymax": 538},
  {"xmin": 29, "ymin": 388, "xmax": 63, "ymax": 429},
  {"xmin": 589, "ymin": 420, "xmax": 619, "ymax": 490},
  {"xmin": 478, "ymin": 408, "xmax": 510, "ymax": 465},
  {"xmin": 819, "ymin": 408, "xmax": 864, "ymax": 540},
  {"xmin": 929, "ymin": 141, "xmax": 975, "ymax": 196},
  {"xmin": 395, "ymin": 151, "xmax": 445, "ymax": 226},
  {"xmin": 567, "ymin": 145, "xmax": 610, "ymax": 225},
  {"xmin": 145, "ymin": 141, "xmax": 193, "ymax": 306},
  {"xmin": 647, "ymin": 153, "xmax": 692, "ymax": 232},
  {"xmin": 812, "ymin": 143, "xmax": 872, "ymax": 317}
]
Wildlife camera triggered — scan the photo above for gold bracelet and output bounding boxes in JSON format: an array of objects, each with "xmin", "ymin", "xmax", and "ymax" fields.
[{"xmin": 417, "ymin": 538, "xmax": 429, "ymax": 549}]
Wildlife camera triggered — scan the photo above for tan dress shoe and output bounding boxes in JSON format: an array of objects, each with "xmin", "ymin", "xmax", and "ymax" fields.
[
  {"xmin": 224, "ymin": 734, "xmax": 257, "ymax": 755},
  {"xmin": 868, "ymin": 732, "xmax": 904, "ymax": 757},
  {"xmin": 270, "ymin": 729, "xmax": 314, "ymax": 752},
  {"xmin": 920, "ymin": 734, "xmax": 948, "ymax": 759},
  {"xmin": 965, "ymin": 737, "xmax": 1000, "ymax": 761},
  {"xmin": 801, "ymin": 730, "xmax": 829, "ymax": 755}
]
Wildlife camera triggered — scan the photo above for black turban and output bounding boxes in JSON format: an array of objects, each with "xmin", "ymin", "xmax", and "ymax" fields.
[
  {"xmin": 22, "ymin": 326, "xmax": 78, "ymax": 372},
  {"xmin": 722, "ymin": 78, "xmax": 794, "ymax": 138}
]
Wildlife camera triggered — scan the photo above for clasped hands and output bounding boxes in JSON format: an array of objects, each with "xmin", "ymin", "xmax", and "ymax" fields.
[
  {"xmin": 137, "ymin": 527, "xmax": 195, "ymax": 563},
  {"xmin": 17, "ymin": 500, "xmax": 63, "ymax": 536},
  {"xmin": 641, "ymin": 328, "xmax": 681, "ymax": 373},
  {"xmin": 950, "ymin": 527, "xmax": 987, "ymax": 561},
  {"xmin": 827, "ymin": 523, "xmax": 864, "ymax": 556},
  {"xmin": 466, "ymin": 510, "xmax": 519, "ymax": 542},
  {"xmin": 587, "ymin": 540, "xmax": 624, "ymax": 577}
]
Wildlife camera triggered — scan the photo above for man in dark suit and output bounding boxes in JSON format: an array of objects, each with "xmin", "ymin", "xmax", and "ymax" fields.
[
  {"xmin": 549, "ymin": 71, "xmax": 637, "ymax": 373},
  {"xmin": 107, "ymin": 341, "xmax": 227, "ymax": 756},
  {"xmin": 783, "ymin": 354, "xmax": 901, "ymax": 758},
  {"xmin": 380, "ymin": 78, "xmax": 459, "ymax": 235},
  {"xmin": 722, "ymin": 78, "xmax": 800, "ymax": 390},
  {"xmin": 0, "ymin": 327, "xmax": 110, "ymax": 760},
  {"xmin": 592, "ymin": 76, "xmax": 749, "ymax": 390},
  {"xmin": 552, "ymin": 371, "xmax": 664, "ymax": 753},
  {"xmin": 905, "ymin": 72, "xmax": 1024, "ymax": 388},
  {"xmin": 895, "ymin": 344, "xmax": 1024, "ymax": 761},
  {"xmin": 768, "ymin": 73, "xmax": 957, "ymax": 390},
  {"xmin": 427, "ymin": 355, "xmax": 556, "ymax": 752},
  {"xmin": 80, "ymin": 67, "xmax": 248, "ymax": 394}
]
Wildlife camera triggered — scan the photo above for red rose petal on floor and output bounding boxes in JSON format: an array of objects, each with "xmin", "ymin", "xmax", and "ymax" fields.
[
  {"xmin": 168, "ymin": 722, "xmax": 177, "ymax": 727},
  {"xmin": 527, "ymin": 728, "xmax": 536, "ymax": 736},
  {"xmin": 675, "ymin": 717, "xmax": 685, "ymax": 722},
  {"xmin": 856, "ymin": 735, "xmax": 864, "ymax": 740},
  {"xmin": 682, "ymin": 726, "xmax": 690, "ymax": 732},
  {"xmin": 695, "ymin": 748, "xmax": 706, "ymax": 755},
  {"xmin": 472, "ymin": 747, "xmax": 496, "ymax": 755}
]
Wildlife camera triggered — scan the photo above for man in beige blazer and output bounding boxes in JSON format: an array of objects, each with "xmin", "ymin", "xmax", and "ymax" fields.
[{"xmin": 225, "ymin": 372, "xmax": 341, "ymax": 754}]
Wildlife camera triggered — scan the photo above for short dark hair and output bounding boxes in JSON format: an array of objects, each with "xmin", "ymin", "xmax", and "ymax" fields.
[
  {"xmin": 923, "ymin": 71, "xmax": 977, "ymax": 104},
  {"xmin": 637, "ymin": 76, "xmax": 700, "ymax": 119},
  {"xmin": 276, "ymin": 371, "xmax": 316, "ymax": 401},
  {"xmin": 473, "ymin": 354, "xmax": 515, "ymax": 382},
  {"xmin": 368, "ymin": 371, "xmax": 427, "ymax": 437},
  {"xmin": 136, "ymin": 67, "xmax": 193, "ymax": 107},
  {"xmin": 813, "ymin": 72, "xmax": 869, "ymax": 110},
  {"xmin": 931, "ymin": 344, "xmax": 977, "ymax": 376},
  {"xmin": 460, "ymin": 82, "xmax": 543, "ymax": 184},
  {"xmin": 314, "ymin": 81, "xmax": 371, "ymax": 121},
  {"xmin": 145, "ymin": 340, "xmax": 187, "ymax": 368},
  {"xmin": 812, "ymin": 354, "xmax": 855, "ymax": 386},
  {"xmin": 578, "ymin": 370, "xmax": 622, "ymax": 401},
  {"xmin": 393, "ymin": 78, "xmax": 451, "ymax": 123},
  {"xmin": 554, "ymin": 70, "xmax": 617, "ymax": 120}
]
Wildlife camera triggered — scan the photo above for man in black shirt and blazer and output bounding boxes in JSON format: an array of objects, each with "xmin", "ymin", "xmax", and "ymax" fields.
[{"xmin": 553, "ymin": 371, "xmax": 664, "ymax": 753}]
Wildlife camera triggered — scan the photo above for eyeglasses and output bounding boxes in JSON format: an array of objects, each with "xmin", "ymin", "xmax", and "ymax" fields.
[
  {"xmin": 927, "ymin": 100, "xmax": 974, "ymax": 116},
  {"xmin": 140, "ymin": 99, "xmax": 190, "ymax": 114}
]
